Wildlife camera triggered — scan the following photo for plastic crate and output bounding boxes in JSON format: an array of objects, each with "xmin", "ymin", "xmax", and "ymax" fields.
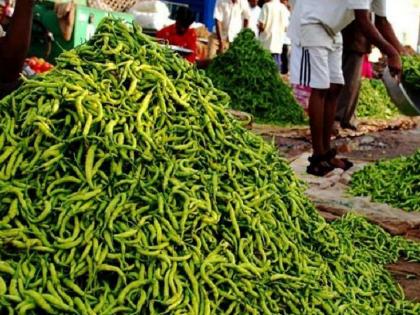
[{"xmin": 29, "ymin": 1, "xmax": 133, "ymax": 62}]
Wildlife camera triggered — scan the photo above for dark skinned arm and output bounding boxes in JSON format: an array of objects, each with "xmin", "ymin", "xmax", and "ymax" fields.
[
  {"xmin": 375, "ymin": 16, "xmax": 405, "ymax": 54},
  {"xmin": 215, "ymin": 19, "xmax": 224, "ymax": 54},
  {"xmin": 258, "ymin": 22, "xmax": 264, "ymax": 33},
  {"xmin": 354, "ymin": 10, "xmax": 401, "ymax": 78},
  {"xmin": 0, "ymin": 0, "xmax": 35, "ymax": 83}
]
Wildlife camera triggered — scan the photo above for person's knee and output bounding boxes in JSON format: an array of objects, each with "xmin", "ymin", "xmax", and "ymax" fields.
[
  {"xmin": 328, "ymin": 83, "xmax": 343, "ymax": 98},
  {"xmin": 311, "ymin": 88, "xmax": 328, "ymax": 99}
]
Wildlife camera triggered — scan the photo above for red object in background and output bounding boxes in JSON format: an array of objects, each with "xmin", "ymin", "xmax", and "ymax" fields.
[
  {"xmin": 361, "ymin": 54, "xmax": 373, "ymax": 79},
  {"xmin": 156, "ymin": 24, "xmax": 197, "ymax": 63},
  {"xmin": 25, "ymin": 57, "xmax": 54, "ymax": 74}
]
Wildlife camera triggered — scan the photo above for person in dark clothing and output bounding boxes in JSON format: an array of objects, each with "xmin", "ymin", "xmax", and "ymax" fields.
[
  {"xmin": 0, "ymin": 0, "xmax": 35, "ymax": 99},
  {"xmin": 336, "ymin": 17, "xmax": 404, "ymax": 130}
]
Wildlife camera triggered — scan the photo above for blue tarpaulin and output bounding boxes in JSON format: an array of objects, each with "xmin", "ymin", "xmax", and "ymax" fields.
[{"xmin": 166, "ymin": 0, "xmax": 216, "ymax": 30}]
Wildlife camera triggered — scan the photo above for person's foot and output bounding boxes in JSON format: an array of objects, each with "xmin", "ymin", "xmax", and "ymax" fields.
[
  {"xmin": 340, "ymin": 122, "xmax": 357, "ymax": 131},
  {"xmin": 328, "ymin": 157, "xmax": 353, "ymax": 170},
  {"xmin": 307, "ymin": 155, "xmax": 335, "ymax": 177},
  {"xmin": 325, "ymin": 149, "xmax": 354, "ymax": 171},
  {"xmin": 332, "ymin": 121, "xmax": 341, "ymax": 136},
  {"xmin": 340, "ymin": 118, "xmax": 359, "ymax": 131}
]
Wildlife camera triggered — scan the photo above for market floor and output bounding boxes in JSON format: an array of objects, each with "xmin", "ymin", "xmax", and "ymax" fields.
[{"xmin": 273, "ymin": 127, "xmax": 420, "ymax": 161}]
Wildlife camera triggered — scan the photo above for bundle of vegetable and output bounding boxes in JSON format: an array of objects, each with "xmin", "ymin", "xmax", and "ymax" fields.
[
  {"xmin": 0, "ymin": 18, "xmax": 420, "ymax": 314},
  {"xmin": 206, "ymin": 29, "xmax": 305, "ymax": 126},
  {"xmin": 402, "ymin": 55, "xmax": 420, "ymax": 91},
  {"xmin": 350, "ymin": 150, "xmax": 420, "ymax": 212},
  {"xmin": 356, "ymin": 79, "xmax": 399, "ymax": 119}
]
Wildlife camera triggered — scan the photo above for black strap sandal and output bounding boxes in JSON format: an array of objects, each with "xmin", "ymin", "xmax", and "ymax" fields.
[
  {"xmin": 325, "ymin": 148, "xmax": 354, "ymax": 171},
  {"xmin": 307, "ymin": 155, "xmax": 335, "ymax": 177}
]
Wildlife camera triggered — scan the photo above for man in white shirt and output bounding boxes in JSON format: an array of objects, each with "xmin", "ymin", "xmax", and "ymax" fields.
[
  {"xmin": 288, "ymin": 0, "xmax": 402, "ymax": 177},
  {"xmin": 258, "ymin": 0, "xmax": 289, "ymax": 70},
  {"xmin": 248, "ymin": 0, "xmax": 260, "ymax": 36},
  {"xmin": 208, "ymin": 0, "xmax": 250, "ymax": 58}
]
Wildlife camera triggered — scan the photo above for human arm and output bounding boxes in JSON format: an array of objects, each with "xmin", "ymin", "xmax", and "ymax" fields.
[
  {"xmin": 215, "ymin": 19, "xmax": 224, "ymax": 53},
  {"xmin": 258, "ymin": 22, "xmax": 265, "ymax": 33},
  {"xmin": 375, "ymin": 16, "xmax": 405, "ymax": 54},
  {"xmin": 0, "ymin": 0, "xmax": 35, "ymax": 82},
  {"xmin": 214, "ymin": 1, "xmax": 225, "ymax": 53},
  {"xmin": 155, "ymin": 24, "xmax": 173, "ymax": 43},
  {"xmin": 155, "ymin": 26, "xmax": 168, "ymax": 39},
  {"xmin": 258, "ymin": 5, "xmax": 267, "ymax": 33},
  {"xmin": 242, "ymin": 0, "xmax": 250, "ymax": 28},
  {"xmin": 353, "ymin": 10, "xmax": 401, "ymax": 78},
  {"xmin": 185, "ymin": 29, "xmax": 197, "ymax": 63}
]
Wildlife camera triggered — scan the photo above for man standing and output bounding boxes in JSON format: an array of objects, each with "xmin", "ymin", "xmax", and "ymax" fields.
[
  {"xmin": 208, "ymin": 0, "xmax": 250, "ymax": 58},
  {"xmin": 248, "ymin": 0, "xmax": 261, "ymax": 36},
  {"xmin": 288, "ymin": 0, "xmax": 402, "ymax": 176},
  {"xmin": 258, "ymin": 0, "xmax": 289, "ymax": 71},
  {"xmin": 280, "ymin": 0, "xmax": 291, "ymax": 74},
  {"xmin": 336, "ymin": 19, "xmax": 404, "ymax": 130},
  {"xmin": 0, "ymin": 0, "xmax": 35, "ymax": 99}
]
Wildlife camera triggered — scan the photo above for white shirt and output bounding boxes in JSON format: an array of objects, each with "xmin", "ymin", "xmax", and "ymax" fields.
[
  {"xmin": 288, "ymin": 0, "xmax": 386, "ymax": 47},
  {"xmin": 259, "ymin": 0, "xmax": 289, "ymax": 54},
  {"xmin": 214, "ymin": 0, "xmax": 251, "ymax": 42},
  {"xmin": 249, "ymin": 6, "xmax": 261, "ymax": 36}
]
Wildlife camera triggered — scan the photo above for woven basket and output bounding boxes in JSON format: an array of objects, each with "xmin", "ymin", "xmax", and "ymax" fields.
[{"xmin": 88, "ymin": 0, "xmax": 137, "ymax": 12}]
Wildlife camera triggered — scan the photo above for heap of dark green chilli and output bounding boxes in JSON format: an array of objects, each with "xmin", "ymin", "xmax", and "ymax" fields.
[
  {"xmin": 0, "ymin": 19, "xmax": 419, "ymax": 314},
  {"xmin": 206, "ymin": 29, "xmax": 305, "ymax": 126}
]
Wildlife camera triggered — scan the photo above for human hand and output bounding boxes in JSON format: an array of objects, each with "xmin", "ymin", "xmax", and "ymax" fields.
[
  {"xmin": 399, "ymin": 46, "xmax": 409, "ymax": 56},
  {"xmin": 388, "ymin": 53, "xmax": 402, "ymax": 82},
  {"xmin": 218, "ymin": 41, "xmax": 224, "ymax": 55}
]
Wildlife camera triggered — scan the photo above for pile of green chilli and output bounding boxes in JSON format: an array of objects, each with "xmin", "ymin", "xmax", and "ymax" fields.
[
  {"xmin": 333, "ymin": 214, "xmax": 420, "ymax": 265},
  {"xmin": 206, "ymin": 29, "xmax": 305, "ymax": 126},
  {"xmin": 350, "ymin": 150, "xmax": 420, "ymax": 212},
  {"xmin": 356, "ymin": 79, "xmax": 399, "ymax": 120},
  {"xmin": 1, "ymin": 18, "xmax": 420, "ymax": 314},
  {"xmin": 402, "ymin": 55, "xmax": 420, "ymax": 91}
]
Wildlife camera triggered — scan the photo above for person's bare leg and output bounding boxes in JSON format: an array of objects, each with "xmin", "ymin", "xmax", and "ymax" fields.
[
  {"xmin": 323, "ymin": 83, "xmax": 343, "ymax": 152},
  {"xmin": 324, "ymin": 83, "xmax": 353, "ymax": 169},
  {"xmin": 308, "ymin": 88, "xmax": 328, "ymax": 156}
]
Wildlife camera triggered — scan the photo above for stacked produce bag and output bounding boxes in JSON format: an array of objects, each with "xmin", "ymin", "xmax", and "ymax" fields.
[
  {"xmin": 129, "ymin": 0, "xmax": 171, "ymax": 31},
  {"xmin": 1, "ymin": 18, "xmax": 420, "ymax": 314},
  {"xmin": 206, "ymin": 29, "xmax": 305, "ymax": 126}
]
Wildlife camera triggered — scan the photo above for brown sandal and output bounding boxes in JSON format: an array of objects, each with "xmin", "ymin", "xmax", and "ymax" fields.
[
  {"xmin": 307, "ymin": 155, "xmax": 335, "ymax": 177},
  {"xmin": 325, "ymin": 149, "xmax": 353, "ymax": 171}
]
